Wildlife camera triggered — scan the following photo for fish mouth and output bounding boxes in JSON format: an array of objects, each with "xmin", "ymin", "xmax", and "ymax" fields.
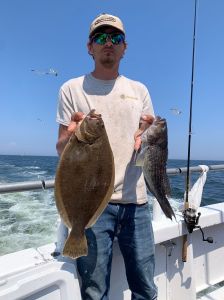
[
  {"xmin": 87, "ymin": 109, "xmax": 102, "ymax": 120},
  {"xmin": 155, "ymin": 116, "xmax": 165, "ymax": 122},
  {"xmin": 154, "ymin": 116, "xmax": 166, "ymax": 126}
]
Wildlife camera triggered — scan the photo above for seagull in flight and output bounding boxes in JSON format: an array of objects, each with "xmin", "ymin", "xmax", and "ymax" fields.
[
  {"xmin": 170, "ymin": 108, "xmax": 182, "ymax": 115},
  {"xmin": 31, "ymin": 68, "xmax": 58, "ymax": 76}
]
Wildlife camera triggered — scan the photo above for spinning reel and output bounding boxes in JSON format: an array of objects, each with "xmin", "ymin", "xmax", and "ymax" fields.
[{"xmin": 183, "ymin": 208, "xmax": 213, "ymax": 243}]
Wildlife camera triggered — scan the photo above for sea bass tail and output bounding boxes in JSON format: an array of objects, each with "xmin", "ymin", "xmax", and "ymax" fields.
[
  {"xmin": 145, "ymin": 179, "xmax": 175, "ymax": 220},
  {"xmin": 157, "ymin": 197, "xmax": 176, "ymax": 220},
  {"xmin": 62, "ymin": 228, "xmax": 88, "ymax": 259}
]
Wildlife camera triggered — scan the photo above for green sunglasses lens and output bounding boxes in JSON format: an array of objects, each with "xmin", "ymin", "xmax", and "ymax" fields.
[
  {"xmin": 94, "ymin": 33, "xmax": 107, "ymax": 45},
  {"xmin": 111, "ymin": 34, "xmax": 125, "ymax": 44},
  {"xmin": 93, "ymin": 33, "xmax": 107, "ymax": 45},
  {"xmin": 92, "ymin": 33, "xmax": 124, "ymax": 45}
]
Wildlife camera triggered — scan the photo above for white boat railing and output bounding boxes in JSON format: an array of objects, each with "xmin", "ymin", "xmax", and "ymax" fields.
[{"xmin": 0, "ymin": 164, "xmax": 223, "ymax": 194}]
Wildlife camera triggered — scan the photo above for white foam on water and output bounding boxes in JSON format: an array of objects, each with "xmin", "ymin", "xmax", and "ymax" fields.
[
  {"xmin": 0, "ymin": 189, "xmax": 58, "ymax": 255},
  {"xmin": 0, "ymin": 162, "xmax": 16, "ymax": 168},
  {"xmin": 22, "ymin": 170, "xmax": 47, "ymax": 176},
  {"xmin": 148, "ymin": 194, "xmax": 184, "ymax": 211},
  {"xmin": 147, "ymin": 194, "xmax": 185, "ymax": 222},
  {"xmin": 24, "ymin": 166, "xmax": 41, "ymax": 169},
  {"xmin": 169, "ymin": 197, "xmax": 185, "ymax": 211}
]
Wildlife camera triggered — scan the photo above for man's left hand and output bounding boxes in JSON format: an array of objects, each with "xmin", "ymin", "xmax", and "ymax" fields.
[{"xmin": 134, "ymin": 114, "xmax": 154, "ymax": 151}]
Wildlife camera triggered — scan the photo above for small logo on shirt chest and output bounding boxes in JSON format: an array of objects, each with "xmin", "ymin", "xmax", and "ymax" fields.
[{"xmin": 120, "ymin": 94, "xmax": 138, "ymax": 100}]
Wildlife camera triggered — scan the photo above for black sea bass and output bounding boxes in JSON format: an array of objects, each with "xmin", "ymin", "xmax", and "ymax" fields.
[
  {"xmin": 136, "ymin": 116, "xmax": 175, "ymax": 220},
  {"xmin": 55, "ymin": 110, "xmax": 115, "ymax": 258}
]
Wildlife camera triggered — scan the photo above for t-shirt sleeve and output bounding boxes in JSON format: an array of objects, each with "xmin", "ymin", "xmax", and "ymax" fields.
[
  {"xmin": 142, "ymin": 85, "xmax": 155, "ymax": 117},
  {"xmin": 56, "ymin": 85, "xmax": 75, "ymax": 126}
]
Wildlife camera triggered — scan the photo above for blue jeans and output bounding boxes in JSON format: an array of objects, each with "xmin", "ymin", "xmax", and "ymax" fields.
[{"xmin": 76, "ymin": 202, "xmax": 157, "ymax": 300}]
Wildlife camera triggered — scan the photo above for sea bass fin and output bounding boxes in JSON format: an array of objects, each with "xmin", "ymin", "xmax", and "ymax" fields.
[
  {"xmin": 159, "ymin": 197, "xmax": 176, "ymax": 221},
  {"xmin": 134, "ymin": 146, "xmax": 148, "ymax": 166},
  {"xmin": 62, "ymin": 227, "xmax": 88, "ymax": 259},
  {"xmin": 145, "ymin": 180, "xmax": 175, "ymax": 220},
  {"xmin": 163, "ymin": 172, "xmax": 171, "ymax": 197}
]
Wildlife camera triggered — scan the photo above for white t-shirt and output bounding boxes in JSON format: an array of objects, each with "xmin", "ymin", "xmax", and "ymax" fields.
[{"xmin": 56, "ymin": 73, "xmax": 154, "ymax": 204}]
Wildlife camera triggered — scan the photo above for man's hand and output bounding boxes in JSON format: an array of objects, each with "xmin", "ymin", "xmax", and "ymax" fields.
[
  {"xmin": 56, "ymin": 112, "xmax": 85, "ymax": 156},
  {"xmin": 134, "ymin": 114, "xmax": 154, "ymax": 151},
  {"xmin": 140, "ymin": 114, "xmax": 154, "ymax": 125},
  {"xmin": 68, "ymin": 112, "xmax": 85, "ymax": 133}
]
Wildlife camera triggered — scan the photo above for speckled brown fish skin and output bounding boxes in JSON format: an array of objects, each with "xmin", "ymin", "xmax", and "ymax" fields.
[
  {"xmin": 136, "ymin": 116, "xmax": 175, "ymax": 220},
  {"xmin": 54, "ymin": 110, "xmax": 115, "ymax": 258}
]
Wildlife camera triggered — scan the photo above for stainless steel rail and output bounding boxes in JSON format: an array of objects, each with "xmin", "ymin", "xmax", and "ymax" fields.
[
  {"xmin": 167, "ymin": 164, "xmax": 224, "ymax": 175},
  {"xmin": 0, "ymin": 164, "xmax": 224, "ymax": 194},
  {"xmin": 0, "ymin": 179, "xmax": 55, "ymax": 194}
]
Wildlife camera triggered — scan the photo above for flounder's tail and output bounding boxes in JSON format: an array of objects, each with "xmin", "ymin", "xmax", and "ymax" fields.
[{"xmin": 63, "ymin": 227, "xmax": 88, "ymax": 259}]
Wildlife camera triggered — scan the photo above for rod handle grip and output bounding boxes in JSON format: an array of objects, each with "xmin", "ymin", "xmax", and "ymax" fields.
[{"xmin": 182, "ymin": 234, "xmax": 188, "ymax": 262}]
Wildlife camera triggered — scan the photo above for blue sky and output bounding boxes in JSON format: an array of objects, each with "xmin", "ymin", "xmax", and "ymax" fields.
[{"xmin": 0, "ymin": 0, "xmax": 223, "ymax": 160}]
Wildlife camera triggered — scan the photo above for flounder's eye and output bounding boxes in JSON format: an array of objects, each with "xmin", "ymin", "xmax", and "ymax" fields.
[{"xmin": 96, "ymin": 121, "xmax": 104, "ymax": 128}]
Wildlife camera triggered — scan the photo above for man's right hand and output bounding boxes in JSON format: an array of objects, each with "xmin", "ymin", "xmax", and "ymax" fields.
[
  {"xmin": 56, "ymin": 112, "xmax": 85, "ymax": 156},
  {"xmin": 68, "ymin": 112, "xmax": 85, "ymax": 134}
]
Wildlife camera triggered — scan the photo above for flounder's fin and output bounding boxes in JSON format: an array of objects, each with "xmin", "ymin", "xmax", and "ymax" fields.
[
  {"xmin": 86, "ymin": 163, "xmax": 115, "ymax": 228},
  {"xmin": 62, "ymin": 227, "xmax": 88, "ymax": 259}
]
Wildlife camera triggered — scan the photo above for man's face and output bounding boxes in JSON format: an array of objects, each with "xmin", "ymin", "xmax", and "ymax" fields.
[{"xmin": 88, "ymin": 27, "xmax": 127, "ymax": 68}]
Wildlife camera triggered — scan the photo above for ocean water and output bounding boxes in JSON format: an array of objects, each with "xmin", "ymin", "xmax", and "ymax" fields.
[{"xmin": 0, "ymin": 154, "xmax": 223, "ymax": 256}]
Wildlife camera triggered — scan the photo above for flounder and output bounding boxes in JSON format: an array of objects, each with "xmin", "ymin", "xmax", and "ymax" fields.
[{"xmin": 55, "ymin": 110, "xmax": 115, "ymax": 258}]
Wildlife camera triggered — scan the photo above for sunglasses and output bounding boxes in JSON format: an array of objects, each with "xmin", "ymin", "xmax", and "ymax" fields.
[{"xmin": 91, "ymin": 33, "xmax": 125, "ymax": 45}]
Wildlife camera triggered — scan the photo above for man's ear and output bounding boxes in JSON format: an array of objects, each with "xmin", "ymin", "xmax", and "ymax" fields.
[
  {"xmin": 124, "ymin": 41, "xmax": 128, "ymax": 51},
  {"xmin": 121, "ymin": 42, "xmax": 127, "ymax": 58},
  {"xmin": 87, "ymin": 42, "xmax": 93, "ymax": 55}
]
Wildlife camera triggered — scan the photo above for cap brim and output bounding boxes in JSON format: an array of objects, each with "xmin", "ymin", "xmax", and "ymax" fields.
[{"xmin": 89, "ymin": 24, "xmax": 125, "ymax": 38}]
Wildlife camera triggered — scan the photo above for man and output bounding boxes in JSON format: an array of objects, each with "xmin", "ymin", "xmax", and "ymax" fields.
[{"xmin": 56, "ymin": 13, "xmax": 157, "ymax": 300}]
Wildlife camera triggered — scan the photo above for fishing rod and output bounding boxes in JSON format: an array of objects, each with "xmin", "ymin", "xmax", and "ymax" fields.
[
  {"xmin": 185, "ymin": 0, "xmax": 197, "ymax": 205},
  {"xmin": 182, "ymin": 0, "xmax": 197, "ymax": 263},
  {"xmin": 182, "ymin": 0, "xmax": 213, "ymax": 262}
]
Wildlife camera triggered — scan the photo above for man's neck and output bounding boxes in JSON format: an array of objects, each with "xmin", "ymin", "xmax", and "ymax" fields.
[{"xmin": 91, "ymin": 65, "xmax": 119, "ymax": 80}]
